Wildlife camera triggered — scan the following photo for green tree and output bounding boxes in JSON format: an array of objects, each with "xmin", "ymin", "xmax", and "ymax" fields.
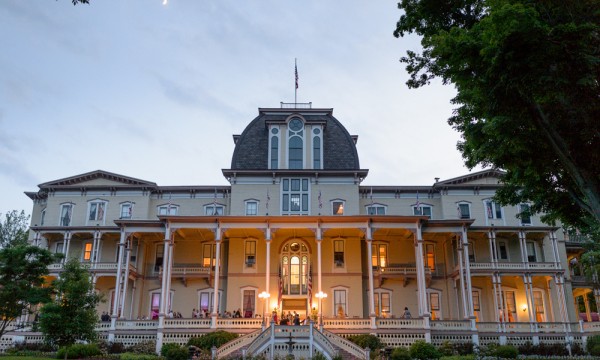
[
  {"xmin": 39, "ymin": 257, "xmax": 102, "ymax": 357},
  {"xmin": 394, "ymin": 0, "xmax": 600, "ymax": 228},
  {"xmin": 0, "ymin": 211, "xmax": 56, "ymax": 339}
]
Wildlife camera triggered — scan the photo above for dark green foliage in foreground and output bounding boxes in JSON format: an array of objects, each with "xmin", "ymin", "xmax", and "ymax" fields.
[{"xmin": 187, "ymin": 331, "xmax": 238, "ymax": 350}]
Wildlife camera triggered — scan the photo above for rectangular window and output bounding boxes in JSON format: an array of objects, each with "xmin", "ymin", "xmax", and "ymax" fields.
[
  {"xmin": 204, "ymin": 205, "xmax": 223, "ymax": 215},
  {"xmin": 381, "ymin": 293, "xmax": 390, "ymax": 317},
  {"xmin": 83, "ymin": 242, "xmax": 93, "ymax": 261},
  {"xmin": 413, "ymin": 206, "xmax": 432, "ymax": 218},
  {"xmin": 203, "ymin": 244, "xmax": 216, "ymax": 269},
  {"xmin": 154, "ymin": 245, "xmax": 164, "ymax": 272},
  {"xmin": 245, "ymin": 202, "xmax": 258, "ymax": 216},
  {"xmin": 526, "ymin": 241, "xmax": 537, "ymax": 262},
  {"xmin": 428, "ymin": 292, "xmax": 440, "ymax": 320},
  {"xmin": 504, "ymin": 291, "xmax": 517, "ymax": 322},
  {"xmin": 245, "ymin": 241, "xmax": 256, "ymax": 267},
  {"xmin": 89, "ymin": 201, "xmax": 106, "ymax": 222},
  {"xmin": 367, "ymin": 205, "xmax": 386, "ymax": 215},
  {"xmin": 472, "ymin": 290, "xmax": 481, "ymax": 322},
  {"xmin": 533, "ymin": 291, "xmax": 545, "ymax": 322},
  {"xmin": 40, "ymin": 210, "xmax": 46, "ymax": 226},
  {"xmin": 334, "ymin": 240, "xmax": 344, "ymax": 267},
  {"xmin": 425, "ymin": 244, "xmax": 435, "ymax": 270},
  {"xmin": 498, "ymin": 241, "xmax": 508, "ymax": 260},
  {"xmin": 458, "ymin": 203, "xmax": 470, "ymax": 219},
  {"xmin": 159, "ymin": 205, "xmax": 178, "ymax": 215},
  {"xmin": 485, "ymin": 201, "xmax": 502, "ymax": 219},
  {"xmin": 199, "ymin": 291, "xmax": 219, "ymax": 314},
  {"xmin": 60, "ymin": 204, "xmax": 73, "ymax": 226},
  {"xmin": 55, "ymin": 242, "xmax": 64, "ymax": 254},
  {"xmin": 334, "ymin": 290, "xmax": 347, "ymax": 318},
  {"xmin": 519, "ymin": 204, "xmax": 531, "ymax": 225},
  {"xmin": 332, "ymin": 201, "xmax": 344, "ymax": 215},
  {"xmin": 151, "ymin": 293, "xmax": 161, "ymax": 319},
  {"xmin": 371, "ymin": 244, "xmax": 387, "ymax": 269},
  {"xmin": 468, "ymin": 242, "xmax": 475, "ymax": 262},
  {"xmin": 120, "ymin": 203, "xmax": 132, "ymax": 219},
  {"xmin": 281, "ymin": 178, "xmax": 309, "ymax": 215}
]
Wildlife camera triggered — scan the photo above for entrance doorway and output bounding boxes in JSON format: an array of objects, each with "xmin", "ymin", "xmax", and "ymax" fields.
[{"xmin": 281, "ymin": 298, "xmax": 308, "ymax": 322}]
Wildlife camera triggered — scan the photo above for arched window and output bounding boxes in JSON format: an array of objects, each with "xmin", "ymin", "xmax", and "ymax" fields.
[
  {"xmin": 312, "ymin": 130, "xmax": 321, "ymax": 169},
  {"xmin": 270, "ymin": 127, "xmax": 279, "ymax": 169},
  {"xmin": 280, "ymin": 241, "xmax": 310, "ymax": 295},
  {"xmin": 288, "ymin": 118, "xmax": 304, "ymax": 169}
]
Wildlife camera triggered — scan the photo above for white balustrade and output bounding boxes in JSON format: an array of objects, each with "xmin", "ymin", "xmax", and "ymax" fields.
[
  {"xmin": 430, "ymin": 320, "xmax": 471, "ymax": 330},
  {"xmin": 377, "ymin": 318, "xmax": 424, "ymax": 329},
  {"xmin": 164, "ymin": 318, "xmax": 211, "ymax": 328},
  {"xmin": 217, "ymin": 318, "xmax": 263, "ymax": 328},
  {"xmin": 323, "ymin": 318, "xmax": 372, "ymax": 329}
]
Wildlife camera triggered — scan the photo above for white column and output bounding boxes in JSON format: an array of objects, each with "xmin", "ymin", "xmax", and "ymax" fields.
[
  {"xmin": 109, "ymin": 229, "xmax": 127, "ymax": 342},
  {"xmin": 487, "ymin": 230, "xmax": 497, "ymax": 265},
  {"xmin": 492, "ymin": 274, "xmax": 500, "ymax": 323},
  {"xmin": 550, "ymin": 231, "xmax": 561, "ymax": 267},
  {"xmin": 415, "ymin": 223, "xmax": 428, "ymax": 317},
  {"xmin": 211, "ymin": 224, "xmax": 222, "ymax": 329},
  {"xmin": 92, "ymin": 230, "xmax": 100, "ymax": 268},
  {"xmin": 265, "ymin": 239, "xmax": 271, "ymax": 293},
  {"xmin": 317, "ymin": 224, "xmax": 322, "ymax": 294},
  {"xmin": 462, "ymin": 227, "xmax": 475, "ymax": 318},
  {"xmin": 457, "ymin": 243, "xmax": 469, "ymax": 319},
  {"xmin": 519, "ymin": 231, "xmax": 528, "ymax": 267},
  {"xmin": 523, "ymin": 275, "xmax": 534, "ymax": 323},
  {"xmin": 156, "ymin": 225, "xmax": 171, "ymax": 354},
  {"xmin": 63, "ymin": 231, "xmax": 72, "ymax": 263},
  {"xmin": 366, "ymin": 224, "xmax": 376, "ymax": 327},
  {"xmin": 119, "ymin": 236, "xmax": 132, "ymax": 319}
]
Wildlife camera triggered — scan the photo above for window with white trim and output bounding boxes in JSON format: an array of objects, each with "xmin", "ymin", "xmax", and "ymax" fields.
[
  {"xmin": 245, "ymin": 201, "xmax": 258, "ymax": 216},
  {"xmin": 83, "ymin": 242, "xmax": 93, "ymax": 261},
  {"xmin": 332, "ymin": 200, "xmax": 345, "ymax": 215},
  {"xmin": 287, "ymin": 117, "xmax": 304, "ymax": 169},
  {"xmin": 374, "ymin": 290, "xmax": 392, "ymax": 318},
  {"xmin": 154, "ymin": 244, "xmax": 164, "ymax": 273},
  {"xmin": 149, "ymin": 290, "xmax": 174, "ymax": 319},
  {"xmin": 203, "ymin": 243, "xmax": 217, "ymax": 269},
  {"xmin": 519, "ymin": 203, "xmax": 532, "ymax": 225},
  {"xmin": 533, "ymin": 290, "xmax": 546, "ymax": 322},
  {"xmin": 334, "ymin": 239, "xmax": 344, "ymax": 268},
  {"xmin": 457, "ymin": 202, "xmax": 471, "ymax": 219},
  {"xmin": 333, "ymin": 288, "xmax": 348, "ymax": 318},
  {"xmin": 312, "ymin": 128, "xmax": 322, "ymax": 169},
  {"xmin": 424, "ymin": 244, "xmax": 435, "ymax": 270},
  {"xmin": 59, "ymin": 203, "xmax": 73, "ymax": 226},
  {"xmin": 158, "ymin": 204, "xmax": 178, "ymax": 216},
  {"xmin": 472, "ymin": 290, "xmax": 482, "ymax": 321},
  {"xmin": 55, "ymin": 242, "xmax": 64, "ymax": 255},
  {"xmin": 366, "ymin": 204, "xmax": 386, "ymax": 215},
  {"xmin": 245, "ymin": 240, "xmax": 256, "ymax": 267},
  {"xmin": 427, "ymin": 290, "xmax": 442, "ymax": 320},
  {"xmin": 526, "ymin": 241, "xmax": 537, "ymax": 262},
  {"xmin": 120, "ymin": 203, "xmax": 133, "ymax": 219},
  {"xmin": 88, "ymin": 200, "xmax": 107, "ymax": 224},
  {"xmin": 40, "ymin": 208, "xmax": 46, "ymax": 226},
  {"xmin": 282, "ymin": 178, "xmax": 309, "ymax": 215},
  {"xmin": 497, "ymin": 241, "xmax": 509, "ymax": 260},
  {"xmin": 468, "ymin": 242, "xmax": 475, "ymax": 262},
  {"xmin": 198, "ymin": 289, "xmax": 221, "ymax": 315},
  {"xmin": 204, "ymin": 204, "xmax": 224, "ymax": 215},
  {"xmin": 484, "ymin": 200, "xmax": 503, "ymax": 219},
  {"xmin": 241, "ymin": 288, "xmax": 257, "ymax": 318},
  {"xmin": 270, "ymin": 127, "xmax": 279, "ymax": 169},
  {"xmin": 371, "ymin": 243, "xmax": 388, "ymax": 269},
  {"xmin": 413, "ymin": 205, "xmax": 432, "ymax": 218}
]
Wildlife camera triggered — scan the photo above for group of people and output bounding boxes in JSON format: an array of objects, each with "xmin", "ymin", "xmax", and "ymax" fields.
[
  {"xmin": 275, "ymin": 311, "xmax": 307, "ymax": 325},
  {"xmin": 100, "ymin": 312, "xmax": 111, "ymax": 322}
]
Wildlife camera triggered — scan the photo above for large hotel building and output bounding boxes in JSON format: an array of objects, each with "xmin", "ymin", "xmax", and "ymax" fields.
[{"xmin": 11, "ymin": 104, "xmax": 598, "ymax": 358}]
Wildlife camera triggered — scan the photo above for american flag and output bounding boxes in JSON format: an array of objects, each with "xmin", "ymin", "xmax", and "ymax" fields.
[
  {"xmin": 307, "ymin": 265, "xmax": 313, "ymax": 309},
  {"xmin": 318, "ymin": 190, "xmax": 322, "ymax": 209},
  {"xmin": 415, "ymin": 191, "xmax": 421, "ymax": 211},
  {"xmin": 278, "ymin": 266, "xmax": 283, "ymax": 309},
  {"xmin": 266, "ymin": 189, "xmax": 270, "ymax": 210},
  {"xmin": 295, "ymin": 63, "xmax": 299, "ymax": 89}
]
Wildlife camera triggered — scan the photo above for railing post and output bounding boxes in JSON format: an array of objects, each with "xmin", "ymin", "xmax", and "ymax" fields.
[
  {"xmin": 365, "ymin": 347, "xmax": 370, "ymax": 360},
  {"xmin": 309, "ymin": 320, "xmax": 314, "ymax": 357},
  {"xmin": 211, "ymin": 346, "xmax": 217, "ymax": 360},
  {"xmin": 270, "ymin": 322, "xmax": 275, "ymax": 360}
]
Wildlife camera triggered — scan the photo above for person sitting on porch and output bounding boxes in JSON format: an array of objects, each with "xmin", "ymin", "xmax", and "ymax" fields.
[{"xmin": 402, "ymin": 307, "xmax": 411, "ymax": 319}]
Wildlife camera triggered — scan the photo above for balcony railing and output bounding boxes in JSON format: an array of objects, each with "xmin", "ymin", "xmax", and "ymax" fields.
[
  {"xmin": 280, "ymin": 102, "xmax": 312, "ymax": 109},
  {"xmin": 469, "ymin": 261, "xmax": 558, "ymax": 272},
  {"xmin": 158, "ymin": 264, "xmax": 211, "ymax": 277},
  {"xmin": 48, "ymin": 262, "xmax": 137, "ymax": 273}
]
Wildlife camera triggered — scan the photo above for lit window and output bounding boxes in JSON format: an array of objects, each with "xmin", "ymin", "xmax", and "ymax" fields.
[
  {"xmin": 243, "ymin": 290, "xmax": 256, "ymax": 318},
  {"xmin": 332, "ymin": 201, "xmax": 345, "ymax": 215},
  {"xmin": 204, "ymin": 205, "xmax": 223, "ymax": 215},
  {"xmin": 485, "ymin": 200, "xmax": 503, "ymax": 219},
  {"xmin": 367, "ymin": 205, "xmax": 386, "ymax": 215},
  {"xmin": 158, "ymin": 204, "xmax": 178, "ymax": 215},
  {"xmin": 472, "ymin": 290, "xmax": 481, "ymax": 322},
  {"xmin": 413, "ymin": 205, "xmax": 432, "ymax": 218},
  {"xmin": 282, "ymin": 178, "xmax": 309, "ymax": 215},
  {"xmin": 120, "ymin": 203, "xmax": 133, "ymax": 219},
  {"xmin": 371, "ymin": 243, "xmax": 387, "ymax": 269},
  {"xmin": 83, "ymin": 243, "xmax": 93, "ymax": 261},
  {"xmin": 59, "ymin": 203, "xmax": 73, "ymax": 226},
  {"xmin": 334, "ymin": 240, "xmax": 344, "ymax": 267},
  {"xmin": 203, "ymin": 244, "xmax": 216, "ymax": 269},
  {"xmin": 428, "ymin": 291, "xmax": 441, "ymax": 320},
  {"xmin": 245, "ymin": 201, "xmax": 258, "ymax": 216},
  {"xmin": 458, "ymin": 203, "xmax": 470, "ymax": 219},
  {"xmin": 424, "ymin": 244, "xmax": 435, "ymax": 270},
  {"xmin": 334, "ymin": 289, "xmax": 347, "ymax": 318},
  {"xmin": 245, "ymin": 240, "xmax": 256, "ymax": 267},
  {"xmin": 519, "ymin": 204, "xmax": 531, "ymax": 225}
]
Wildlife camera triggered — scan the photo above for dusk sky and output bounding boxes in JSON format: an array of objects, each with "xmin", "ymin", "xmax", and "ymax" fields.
[{"xmin": 0, "ymin": 1, "xmax": 480, "ymax": 217}]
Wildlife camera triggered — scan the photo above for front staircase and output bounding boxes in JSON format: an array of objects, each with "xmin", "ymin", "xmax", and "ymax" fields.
[{"xmin": 215, "ymin": 323, "xmax": 369, "ymax": 359}]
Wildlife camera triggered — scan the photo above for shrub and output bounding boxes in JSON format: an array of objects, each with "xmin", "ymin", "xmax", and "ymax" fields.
[
  {"xmin": 453, "ymin": 342, "xmax": 474, "ymax": 355},
  {"xmin": 312, "ymin": 353, "xmax": 327, "ymax": 360},
  {"xmin": 160, "ymin": 343, "xmax": 181, "ymax": 357},
  {"xmin": 163, "ymin": 345, "xmax": 188, "ymax": 360},
  {"xmin": 409, "ymin": 340, "xmax": 441, "ymax": 360},
  {"xmin": 187, "ymin": 331, "xmax": 238, "ymax": 350},
  {"xmin": 56, "ymin": 343, "xmax": 103, "ymax": 359},
  {"xmin": 347, "ymin": 334, "xmax": 383, "ymax": 352},
  {"xmin": 492, "ymin": 345, "xmax": 518, "ymax": 359},
  {"xmin": 391, "ymin": 346, "xmax": 411, "ymax": 360},
  {"xmin": 120, "ymin": 352, "xmax": 163, "ymax": 360},
  {"xmin": 97, "ymin": 341, "xmax": 126, "ymax": 354},
  {"xmin": 438, "ymin": 341, "xmax": 454, "ymax": 356},
  {"xmin": 587, "ymin": 335, "xmax": 600, "ymax": 355},
  {"xmin": 127, "ymin": 341, "xmax": 157, "ymax": 355}
]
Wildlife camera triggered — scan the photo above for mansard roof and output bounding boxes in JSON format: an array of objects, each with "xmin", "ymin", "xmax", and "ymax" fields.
[
  {"xmin": 228, "ymin": 107, "xmax": 361, "ymax": 171},
  {"xmin": 38, "ymin": 170, "xmax": 157, "ymax": 188}
]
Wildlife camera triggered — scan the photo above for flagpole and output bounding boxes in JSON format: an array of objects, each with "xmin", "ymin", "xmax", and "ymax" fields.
[{"xmin": 294, "ymin": 58, "xmax": 298, "ymax": 105}]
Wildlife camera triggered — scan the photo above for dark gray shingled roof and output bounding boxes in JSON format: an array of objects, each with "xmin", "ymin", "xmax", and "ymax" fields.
[{"xmin": 230, "ymin": 111, "xmax": 360, "ymax": 170}]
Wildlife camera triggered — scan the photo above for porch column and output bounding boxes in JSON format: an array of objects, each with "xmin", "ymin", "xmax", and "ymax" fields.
[
  {"xmin": 63, "ymin": 231, "xmax": 72, "ymax": 263},
  {"xmin": 491, "ymin": 273, "xmax": 500, "ymax": 323},
  {"xmin": 519, "ymin": 231, "xmax": 528, "ymax": 268},
  {"xmin": 33, "ymin": 231, "xmax": 41, "ymax": 247},
  {"xmin": 523, "ymin": 274, "xmax": 535, "ymax": 331},
  {"xmin": 211, "ymin": 224, "xmax": 222, "ymax": 329},
  {"xmin": 156, "ymin": 225, "xmax": 172, "ymax": 353},
  {"xmin": 265, "ymin": 238, "xmax": 271, "ymax": 295},
  {"xmin": 109, "ymin": 229, "xmax": 127, "ymax": 342},
  {"xmin": 92, "ymin": 230, "xmax": 101, "ymax": 268},
  {"xmin": 119, "ymin": 235, "xmax": 132, "ymax": 319},
  {"xmin": 415, "ymin": 223, "xmax": 428, "ymax": 317},
  {"xmin": 594, "ymin": 289, "xmax": 600, "ymax": 315},
  {"xmin": 549, "ymin": 231, "xmax": 561, "ymax": 268},
  {"xmin": 365, "ymin": 224, "xmax": 376, "ymax": 328},
  {"xmin": 457, "ymin": 242, "xmax": 469, "ymax": 319},
  {"xmin": 584, "ymin": 292, "xmax": 592, "ymax": 322},
  {"xmin": 461, "ymin": 227, "xmax": 475, "ymax": 318},
  {"xmin": 316, "ymin": 223, "xmax": 322, "ymax": 295},
  {"xmin": 487, "ymin": 229, "xmax": 497, "ymax": 265}
]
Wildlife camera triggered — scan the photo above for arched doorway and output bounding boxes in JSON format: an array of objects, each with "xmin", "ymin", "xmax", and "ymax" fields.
[{"xmin": 279, "ymin": 240, "xmax": 311, "ymax": 321}]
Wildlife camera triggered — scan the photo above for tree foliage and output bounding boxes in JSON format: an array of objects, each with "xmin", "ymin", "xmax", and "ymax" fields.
[
  {"xmin": 394, "ymin": 0, "xmax": 600, "ymax": 228},
  {"xmin": 0, "ymin": 211, "xmax": 56, "ymax": 339},
  {"xmin": 39, "ymin": 257, "xmax": 102, "ymax": 353}
]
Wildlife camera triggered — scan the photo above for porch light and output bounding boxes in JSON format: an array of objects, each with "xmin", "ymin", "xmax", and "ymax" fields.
[
  {"xmin": 259, "ymin": 291, "xmax": 270, "ymax": 326},
  {"xmin": 316, "ymin": 291, "xmax": 328, "ymax": 327},
  {"xmin": 521, "ymin": 304, "xmax": 527, "ymax": 312}
]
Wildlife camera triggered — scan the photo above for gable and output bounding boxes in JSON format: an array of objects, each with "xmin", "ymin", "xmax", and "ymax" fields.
[{"xmin": 39, "ymin": 170, "xmax": 156, "ymax": 188}]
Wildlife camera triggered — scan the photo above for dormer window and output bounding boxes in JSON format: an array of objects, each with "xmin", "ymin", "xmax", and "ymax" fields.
[
  {"xmin": 269, "ymin": 128, "xmax": 279, "ymax": 169},
  {"xmin": 312, "ymin": 128, "xmax": 322, "ymax": 169},
  {"xmin": 288, "ymin": 117, "xmax": 304, "ymax": 169}
]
